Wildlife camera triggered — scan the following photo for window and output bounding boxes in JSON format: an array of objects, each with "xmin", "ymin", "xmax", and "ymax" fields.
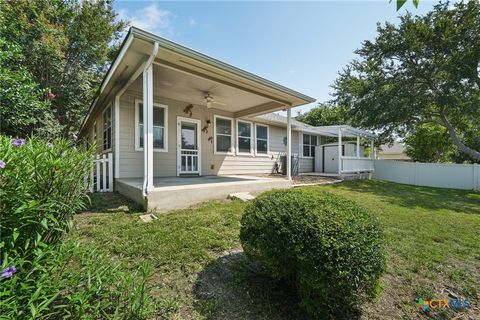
[
  {"xmin": 255, "ymin": 124, "xmax": 269, "ymax": 155},
  {"xmin": 103, "ymin": 106, "xmax": 112, "ymax": 150},
  {"xmin": 92, "ymin": 122, "xmax": 97, "ymax": 142},
  {"xmin": 301, "ymin": 134, "xmax": 317, "ymax": 157},
  {"xmin": 214, "ymin": 116, "xmax": 233, "ymax": 154},
  {"xmin": 237, "ymin": 120, "xmax": 253, "ymax": 154},
  {"xmin": 135, "ymin": 100, "xmax": 168, "ymax": 151}
]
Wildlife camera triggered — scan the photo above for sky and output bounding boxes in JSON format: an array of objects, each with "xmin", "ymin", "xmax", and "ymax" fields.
[{"xmin": 114, "ymin": 0, "xmax": 440, "ymax": 115}]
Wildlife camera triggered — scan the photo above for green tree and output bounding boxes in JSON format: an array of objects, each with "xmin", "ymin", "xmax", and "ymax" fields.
[
  {"xmin": 334, "ymin": 1, "xmax": 480, "ymax": 160},
  {"xmin": 0, "ymin": 37, "xmax": 50, "ymax": 136},
  {"xmin": 0, "ymin": 0, "xmax": 126, "ymax": 136},
  {"xmin": 404, "ymin": 124, "xmax": 454, "ymax": 162},
  {"xmin": 392, "ymin": 0, "xmax": 420, "ymax": 11},
  {"xmin": 296, "ymin": 103, "xmax": 354, "ymax": 127}
]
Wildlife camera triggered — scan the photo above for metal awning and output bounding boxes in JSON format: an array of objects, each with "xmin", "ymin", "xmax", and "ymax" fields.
[{"xmin": 313, "ymin": 125, "xmax": 376, "ymax": 139}]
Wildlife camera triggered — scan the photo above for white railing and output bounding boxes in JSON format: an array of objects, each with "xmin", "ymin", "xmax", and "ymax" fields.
[
  {"xmin": 341, "ymin": 156, "xmax": 375, "ymax": 173},
  {"xmin": 86, "ymin": 153, "xmax": 113, "ymax": 192}
]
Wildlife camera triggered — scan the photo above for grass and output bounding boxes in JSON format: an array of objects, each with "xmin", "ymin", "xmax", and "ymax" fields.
[{"xmin": 73, "ymin": 180, "xmax": 480, "ymax": 319}]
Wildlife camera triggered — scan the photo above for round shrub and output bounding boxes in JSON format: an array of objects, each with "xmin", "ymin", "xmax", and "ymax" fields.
[{"xmin": 240, "ymin": 188, "xmax": 385, "ymax": 314}]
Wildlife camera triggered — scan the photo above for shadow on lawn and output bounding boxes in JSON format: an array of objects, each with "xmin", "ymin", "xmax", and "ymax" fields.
[
  {"xmin": 84, "ymin": 192, "xmax": 143, "ymax": 214},
  {"xmin": 193, "ymin": 251, "xmax": 361, "ymax": 320},
  {"xmin": 334, "ymin": 180, "xmax": 480, "ymax": 215}
]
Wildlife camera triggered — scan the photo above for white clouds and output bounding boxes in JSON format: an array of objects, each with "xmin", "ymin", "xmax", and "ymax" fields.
[
  {"xmin": 118, "ymin": 4, "xmax": 175, "ymax": 36},
  {"xmin": 189, "ymin": 18, "xmax": 197, "ymax": 27}
]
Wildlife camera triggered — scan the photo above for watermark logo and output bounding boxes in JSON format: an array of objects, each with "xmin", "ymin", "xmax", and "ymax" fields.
[{"xmin": 417, "ymin": 298, "xmax": 471, "ymax": 311}]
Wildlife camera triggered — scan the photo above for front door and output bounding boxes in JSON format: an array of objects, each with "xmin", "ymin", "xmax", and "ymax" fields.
[{"xmin": 177, "ymin": 117, "xmax": 201, "ymax": 176}]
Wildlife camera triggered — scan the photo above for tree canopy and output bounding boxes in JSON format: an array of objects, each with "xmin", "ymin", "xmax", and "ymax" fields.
[
  {"xmin": 333, "ymin": 1, "xmax": 480, "ymax": 161},
  {"xmin": 0, "ymin": 0, "xmax": 125, "ymax": 137}
]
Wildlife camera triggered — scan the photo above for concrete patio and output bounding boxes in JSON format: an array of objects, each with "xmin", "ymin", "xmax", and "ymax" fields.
[{"xmin": 116, "ymin": 175, "xmax": 292, "ymax": 212}]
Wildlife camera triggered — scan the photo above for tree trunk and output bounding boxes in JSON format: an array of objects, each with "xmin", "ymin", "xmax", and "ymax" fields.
[{"xmin": 439, "ymin": 111, "xmax": 480, "ymax": 160}]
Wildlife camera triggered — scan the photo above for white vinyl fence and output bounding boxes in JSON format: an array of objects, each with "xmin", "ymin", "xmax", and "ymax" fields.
[
  {"xmin": 373, "ymin": 160, "xmax": 479, "ymax": 191},
  {"xmin": 85, "ymin": 153, "xmax": 113, "ymax": 192}
]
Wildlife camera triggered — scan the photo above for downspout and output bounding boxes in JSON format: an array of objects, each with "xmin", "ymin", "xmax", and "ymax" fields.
[{"xmin": 143, "ymin": 41, "xmax": 159, "ymax": 198}]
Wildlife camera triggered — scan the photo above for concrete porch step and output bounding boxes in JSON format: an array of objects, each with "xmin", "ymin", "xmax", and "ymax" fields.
[{"xmin": 228, "ymin": 192, "xmax": 256, "ymax": 202}]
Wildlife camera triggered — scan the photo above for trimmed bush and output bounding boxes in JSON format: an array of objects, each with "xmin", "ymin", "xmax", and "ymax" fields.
[{"xmin": 240, "ymin": 188, "xmax": 385, "ymax": 315}]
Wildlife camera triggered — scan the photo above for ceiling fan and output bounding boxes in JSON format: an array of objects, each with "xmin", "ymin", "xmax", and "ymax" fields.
[{"xmin": 204, "ymin": 92, "xmax": 227, "ymax": 109}]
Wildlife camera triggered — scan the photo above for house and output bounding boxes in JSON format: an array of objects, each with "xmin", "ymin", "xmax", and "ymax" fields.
[
  {"xmin": 378, "ymin": 143, "xmax": 411, "ymax": 161},
  {"xmin": 79, "ymin": 27, "xmax": 375, "ymax": 211}
]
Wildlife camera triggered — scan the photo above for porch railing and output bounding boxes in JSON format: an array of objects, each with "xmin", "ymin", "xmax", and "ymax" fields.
[
  {"xmin": 341, "ymin": 156, "xmax": 375, "ymax": 173},
  {"xmin": 85, "ymin": 153, "xmax": 113, "ymax": 192}
]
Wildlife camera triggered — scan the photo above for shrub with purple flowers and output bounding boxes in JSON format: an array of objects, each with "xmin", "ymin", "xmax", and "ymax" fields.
[
  {"xmin": 0, "ymin": 135, "xmax": 92, "ymax": 255},
  {"xmin": 0, "ymin": 135, "xmax": 153, "ymax": 318}
]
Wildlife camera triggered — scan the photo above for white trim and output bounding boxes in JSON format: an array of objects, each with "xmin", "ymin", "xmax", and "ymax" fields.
[
  {"xmin": 176, "ymin": 116, "xmax": 202, "ymax": 176},
  {"xmin": 114, "ymin": 95, "xmax": 120, "ymax": 179},
  {"xmin": 236, "ymin": 119, "xmax": 254, "ymax": 156},
  {"xmin": 287, "ymin": 108, "xmax": 292, "ymax": 180},
  {"xmin": 134, "ymin": 99, "xmax": 169, "ymax": 153},
  {"xmin": 213, "ymin": 115, "xmax": 234, "ymax": 155},
  {"xmin": 102, "ymin": 104, "xmax": 112, "ymax": 152},
  {"xmin": 254, "ymin": 123, "xmax": 269, "ymax": 157}
]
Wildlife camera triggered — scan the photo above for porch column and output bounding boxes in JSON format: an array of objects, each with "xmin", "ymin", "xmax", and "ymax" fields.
[
  {"xmin": 370, "ymin": 140, "xmax": 375, "ymax": 159},
  {"xmin": 338, "ymin": 128, "xmax": 342, "ymax": 175},
  {"xmin": 143, "ymin": 63, "xmax": 154, "ymax": 192},
  {"xmin": 286, "ymin": 108, "xmax": 292, "ymax": 180},
  {"xmin": 356, "ymin": 135, "xmax": 360, "ymax": 174},
  {"xmin": 356, "ymin": 135, "xmax": 360, "ymax": 158}
]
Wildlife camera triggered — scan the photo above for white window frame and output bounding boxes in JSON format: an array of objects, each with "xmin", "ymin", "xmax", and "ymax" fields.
[
  {"xmin": 236, "ymin": 119, "xmax": 254, "ymax": 156},
  {"xmin": 102, "ymin": 105, "xmax": 112, "ymax": 152},
  {"xmin": 300, "ymin": 132, "xmax": 318, "ymax": 158},
  {"xmin": 134, "ymin": 99, "xmax": 168, "ymax": 153},
  {"xmin": 254, "ymin": 123, "xmax": 269, "ymax": 156},
  {"xmin": 214, "ymin": 115, "xmax": 234, "ymax": 155}
]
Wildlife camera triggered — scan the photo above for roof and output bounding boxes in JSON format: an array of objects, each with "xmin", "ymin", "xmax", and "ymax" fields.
[
  {"xmin": 254, "ymin": 114, "xmax": 376, "ymax": 138},
  {"xmin": 379, "ymin": 143, "xmax": 406, "ymax": 154},
  {"xmin": 79, "ymin": 27, "xmax": 315, "ymax": 134}
]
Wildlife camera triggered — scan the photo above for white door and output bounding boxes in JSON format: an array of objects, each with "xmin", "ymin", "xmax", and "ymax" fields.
[
  {"xmin": 323, "ymin": 146, "xmax": 339, "ymax": 173},
  {"xmin": 177, "ymin": 117, "xmax": 201, "ymax": 176}
]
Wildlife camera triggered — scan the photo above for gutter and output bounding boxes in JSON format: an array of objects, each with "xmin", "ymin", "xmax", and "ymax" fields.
[{"xmin": 142, "ymin": 41, "xmax": 159, "ymax": 198}]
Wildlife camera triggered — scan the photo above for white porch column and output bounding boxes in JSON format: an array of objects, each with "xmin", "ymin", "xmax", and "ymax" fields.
[
  {"xmin": 356, "ymin": 135, "xmax": 360, "ymax": 158},
  {"xmin": 370, "ymin": 140, "xmax": 375, "ymax": 159},
  {"xmin": 143, "ymin": 63, "xmax": 154, "ymax": 193},
  {"xmin": 286, "ymin": 108, "xmax": 292, "ymax": 180},
  {"xmin": 338, "ymin": 128, "xmax": 342, "ymax": 175}
]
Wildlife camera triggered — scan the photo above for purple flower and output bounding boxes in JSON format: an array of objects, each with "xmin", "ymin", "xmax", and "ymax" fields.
[
  {"xmin": 47, "ymin": 142, "xmax": 53, "ymax": 148},
  {"xmin": 1, "ymin": 266, "xmax": 17, "ymax": 279},
  {"xmin": 71, "ymin": 133, "xmax": 78, "ymax": 141},
  {"xmin": 0, "ymin": 160, "xmax": 5, "ymax": 169},
  {"xmin": 11, "ymin": 139, "xmax": 25, "ymax": 147}
]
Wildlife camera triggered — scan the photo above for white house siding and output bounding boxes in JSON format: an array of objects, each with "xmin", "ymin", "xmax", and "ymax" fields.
[
  {"xmin": 116, "ymin": 88, "xmax": 314, "ymax": 178},
  {"xmin": 84, "ymin": 102, "xmax": 115, "ymax": 157}
]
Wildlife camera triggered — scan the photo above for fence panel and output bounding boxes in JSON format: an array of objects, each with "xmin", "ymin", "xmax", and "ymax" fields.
[
  {"xmin": 373, "ymin": 160, "xmax": 479, "ymax": 191},
  {"xmin": 87, "ymin": 153, "xmax": 113, "ymax": 192}
]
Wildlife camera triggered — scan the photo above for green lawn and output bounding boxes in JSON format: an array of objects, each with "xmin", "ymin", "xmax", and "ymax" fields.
[{"xmin": 73, "ymin": 180, "xmax": 480, "ymax": 319}]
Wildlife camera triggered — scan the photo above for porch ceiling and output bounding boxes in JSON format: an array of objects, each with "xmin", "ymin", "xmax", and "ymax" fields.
[{"xmin": 127, "ymin": 63, "xmax": 285, "ymax": 115}]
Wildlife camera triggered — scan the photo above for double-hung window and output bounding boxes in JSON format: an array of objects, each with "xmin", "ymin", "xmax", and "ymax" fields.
[
  {"xmin": 301, "ymin": 134, "xmax": 317, "ymax": 158},
  {"xmin": 237, "ymin": 120, "xmax": 253, "ymax": 154},
  {"xmin": 103, "ymin": 106, "xmax": 112, "ymax": 150},
  {"xmin": 214, "ymin": 116, "xmax": 233, "ymax": 154},
  {"xmin": 255, "ymin": 124, "xmax": 269, "ymax": 155},
  {"xmin": 135, "ymin": 100, "xmax": 168, "ymax": 152}
]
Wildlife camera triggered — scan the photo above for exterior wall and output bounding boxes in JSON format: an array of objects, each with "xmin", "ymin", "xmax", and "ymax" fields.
[
  {"xmin": 373, "ymin": 160, "xmax": 479, "ymax": 190},
  {"xmin": 116, "ymin": 87, "xmax": 317, "ymax": 178},
  {"xmin": 83, "ymin": 102, "xmax": 115, "ymax": 156}
]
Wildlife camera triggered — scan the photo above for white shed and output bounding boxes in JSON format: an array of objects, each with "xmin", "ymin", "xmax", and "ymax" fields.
[{"xmin": 315, "ymin": 143, "xmax": 365, "ymax": 174}]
